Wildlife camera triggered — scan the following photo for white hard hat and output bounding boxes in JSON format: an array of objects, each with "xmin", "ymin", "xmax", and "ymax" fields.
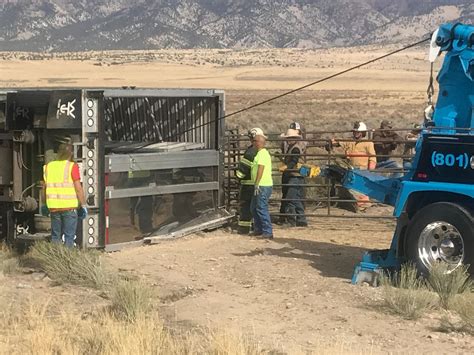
[
  {"xmin": 248, "ymin": 127, "xmax": 267, "ymax": 139},
  {"xmin": 282, "ymin": 128, "xmax": 302, "ymax": 138},
  {"xmin": 353, "ymin": 121, "xmax": 367, "ymax": 132}
]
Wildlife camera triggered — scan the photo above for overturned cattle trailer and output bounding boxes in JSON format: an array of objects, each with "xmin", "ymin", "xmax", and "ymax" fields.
[{"xmin": 0, "ymin": 88, "xmax": 230, "ymax": 250}]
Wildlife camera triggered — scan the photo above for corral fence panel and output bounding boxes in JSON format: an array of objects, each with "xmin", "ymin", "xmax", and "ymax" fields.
[{"xmin": 223, "ymin": 127, "xmax": 420, "ymax": 221}]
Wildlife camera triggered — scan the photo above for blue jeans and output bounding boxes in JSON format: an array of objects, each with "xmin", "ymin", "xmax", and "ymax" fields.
[
  {"xmin": 376, "ymin": 160, "xmax": 403, "ymax": 178},
  {"xmin": 251, "ymin": 186, "xmax": 273, "ymax": 236},
  {"xmin": 51, "ymin": 210, "xmax": 78, "ymax": 248},
  {"xmin": 285, "ymin": 177, "xmax": 307, "ymax": 225}
]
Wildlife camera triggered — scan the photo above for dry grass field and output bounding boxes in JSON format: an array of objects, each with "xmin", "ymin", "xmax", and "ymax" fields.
[
  {"xmin": 2, "ymin": 47, "xmax": 469, "ymax": 354},
  {"xmin": 1, "ymin": 46, "xmax": 436, "ymax": 132}
]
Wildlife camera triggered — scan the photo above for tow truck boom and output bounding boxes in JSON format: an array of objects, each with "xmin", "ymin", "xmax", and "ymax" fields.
[{"xmin": 343, "ymin": 23, "xmax": 474, "ymax": 284}]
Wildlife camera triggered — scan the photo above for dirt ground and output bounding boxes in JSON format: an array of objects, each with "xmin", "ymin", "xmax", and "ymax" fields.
[
  {"xmin": 104, "ymin": 216, "xmax": 473, "ymax": 354},
  {"xmin": 2, "ymin": 47, "xmax": 471, "ymax": 352},
  {"xmin": 2, "ymin": 218, "xmax": 473, "ymax": 353}
]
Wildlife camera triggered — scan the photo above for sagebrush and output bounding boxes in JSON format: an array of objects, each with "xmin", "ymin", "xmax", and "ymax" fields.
[
  {"xmin": 29, "ymin": 242, "xmax": 108, "ymax": 288},
  {"xmin": 379, "ymin": 263, "xmax": 436, "ymax": 320},
  {"xmin": 427, "ymin": 263, "xmax": 472, "ymax": 310},
  {"xmin": 110, "ymin": 280, "xmax": 153, "ymax": 323},
  {"xmin": 450, "ymin": 293, "xmax": 474, "ymax": 334}
]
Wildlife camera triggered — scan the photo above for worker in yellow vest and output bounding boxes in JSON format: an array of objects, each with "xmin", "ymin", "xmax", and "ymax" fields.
[
  {"xmin": 41, "ymin": 137, "xmax": 87, "ymax": 248},
  {"xmin": 235, "ymin": 128, "xmax": 260, "ymax": 234}
]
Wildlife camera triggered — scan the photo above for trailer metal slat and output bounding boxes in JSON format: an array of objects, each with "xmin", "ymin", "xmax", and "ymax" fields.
[
  {"xmin": 105, "ymin": 181, "xmax": 219, "ymax": 199},
  {"xmin": 105, "ymin": 150, "xmax": 219, "ymax": 173}
]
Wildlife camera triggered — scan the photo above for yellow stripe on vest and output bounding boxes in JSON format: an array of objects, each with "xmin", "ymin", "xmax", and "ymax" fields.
[
  {"xmin": 46, "ymin": 183, "xmax": 75, "ymax": 188},
  {"xmin": 44, "ymin": 160, "xmax": 79, "ymax": 209}
]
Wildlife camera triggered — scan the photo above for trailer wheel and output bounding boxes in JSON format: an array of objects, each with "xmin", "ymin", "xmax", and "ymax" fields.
[{"xmin": 406, "ymin": 202, "xmax": 474, "ymax": 275}]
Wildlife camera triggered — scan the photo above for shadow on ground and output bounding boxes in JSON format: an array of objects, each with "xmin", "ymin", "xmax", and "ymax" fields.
[{"xmin": 234, "ymin": 237, "xmax": 370, "ymax": 279}]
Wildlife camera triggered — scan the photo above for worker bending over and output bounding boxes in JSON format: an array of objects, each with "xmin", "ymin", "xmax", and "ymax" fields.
[
  {"xmin": 332, "ymin": 121, "xmax": 376, "ymax": 209},
  {"xmin": 42, "ymin": 137, "xmax": 87, "ymax": 248},
  {"xmin": 250, "ymin": 132, "xmax": 273, "ymax": 239},
  {"xmin": 279, "ymin": 128, "xmax": 308, "ymax": 226},
  {"xmin": 235, "ymin": 128, "xmax": 260, "ymax": 234}
]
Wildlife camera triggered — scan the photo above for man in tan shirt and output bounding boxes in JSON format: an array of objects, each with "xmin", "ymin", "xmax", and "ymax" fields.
[
  {"xmin": 333, "ymin": 121, "xmax": 376, "ymax": 170},
  {"xmin": 332, "ymin": 121, "xmax": 376, "ymax": 209},
  {"xmin": 339, "ymin": 140, "xmax": 377, "ymax": 170}
]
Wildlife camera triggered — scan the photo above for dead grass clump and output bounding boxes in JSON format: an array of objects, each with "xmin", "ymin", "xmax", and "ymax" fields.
[
  {"xmin": 1, "ymin": 301, "xmax": 182, "ymax": 354},
  {"xmin": 443, "ymin": 293, "xmax": 474, "ymax": 334},
  {"xmin": 205, "ymin": 329, "xmax": 268, "ymax": 355},
  {"xmin": 390, "ymin": 262, "xmax": 423, "ymax": 290},
  {"xmin": 380, "ymin": 263, "xmax": 436, "ymax": 320},
  {"xmin": 438, "ymin": 314, "xmax": 459, "ymax": 334},
  {"xmin": 109, "ymin": 280, "xmax": 153, "ymax": 323},
  {"xmin": 0, "ymin": 298, "xmax": 271, "ymax": 355},
  {"xmin": 29, "ymin": 242, "xmax": 107, "ymax": 289},
  {"xmin": 426, "ymin": 263, "xmax": 472, "ymax": 310},
  {"xmin": 1, "ymin": 258, "xmax": 21, "ymax": 275},
  {"xmin": 380, "ymin": 286, "xmax": 435, "ymax": 320},
  {"xmin": 83, "ymin": 317, "xmax": 269, "ymax": 355},
  {"xmin": 453, "ymin": 293, "xmax": 474, "ymax": 333},
  {"xmin": 81, "ymin": 313, "xmax": 185, "ymax": 355},
  {"xmin": 0, "ymin": 245, "xmax": 20, "ymax": 275}
]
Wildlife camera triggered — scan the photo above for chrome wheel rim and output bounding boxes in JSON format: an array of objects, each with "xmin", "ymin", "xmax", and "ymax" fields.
[{"xmin": 418, "ymin": 221, "xmax": 464, "ymax": 271}]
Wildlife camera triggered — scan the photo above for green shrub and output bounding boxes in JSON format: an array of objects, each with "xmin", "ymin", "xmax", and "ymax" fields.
[
  {"xmin": 110, "ymin": 280, "xmax": 153, "ymax": 323},
  {"xmin": 390, "ymin": 263, "xmax": 424, "ymax": 290},
  {"xmin": 380, "ymin": 263, "xmax": 436, "ymax": 320},
  {"xmin": 426, "ymin": 263, "xmax": 472, "ymax": 309},
  {"xmin": 29, "ymin": 242, "xmax": 107, "ymax": 289},
  {"xmin": 448, "ymin": 293, "xmax": 474, "ymax": 334}
]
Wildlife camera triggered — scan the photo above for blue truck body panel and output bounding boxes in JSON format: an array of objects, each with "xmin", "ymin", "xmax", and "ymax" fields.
[
  {"xmin": 349, "ymin": 23, "xmax": 474, "ymax": 284},
  {"xmin": 394, "ymin": 181, "xmax": 474, "ymax": 217}
]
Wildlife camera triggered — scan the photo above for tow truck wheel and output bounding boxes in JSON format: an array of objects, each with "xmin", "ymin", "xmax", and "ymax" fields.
[{"xmin": 406, "ymin": 202, "xmax": 474, "ymax": 276}]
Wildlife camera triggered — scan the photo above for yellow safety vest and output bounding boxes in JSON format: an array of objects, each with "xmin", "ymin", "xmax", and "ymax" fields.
[{"xmin": 44, "ymin": 160, "xmax": 78, "ymax": 210}]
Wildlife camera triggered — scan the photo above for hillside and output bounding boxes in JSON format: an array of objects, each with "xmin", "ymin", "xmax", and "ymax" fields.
[{"xmin": 0, "ymin": 0, "xmax": 473, "ymax": 51}]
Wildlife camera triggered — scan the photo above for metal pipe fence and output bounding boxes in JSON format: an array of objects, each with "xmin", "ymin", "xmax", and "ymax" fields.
[{"xmin": 224, "ymin": 126, "xmax": 421, "ymax": 221}]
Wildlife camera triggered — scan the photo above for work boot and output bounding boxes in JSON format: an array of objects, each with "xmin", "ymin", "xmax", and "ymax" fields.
[
  {"xmin": 296, "ymin": 221, "xmax": 308, "ymax": 227},
  {"xmin": 237, "ymin": 227, "xmax": 251, "ymax": 235},
  {"xmin": 249, "ymin": 231, "xmax": 263, "ymax": 237}
]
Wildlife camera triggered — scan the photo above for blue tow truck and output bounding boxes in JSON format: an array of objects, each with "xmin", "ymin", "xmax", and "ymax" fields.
[{"xmin": 343, "ymin": 23, "xmax": 474, "ymax": 284}]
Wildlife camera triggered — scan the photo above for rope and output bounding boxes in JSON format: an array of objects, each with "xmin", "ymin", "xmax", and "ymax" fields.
[
  {"xmin": 427, "ymin": 62, "xmax": 435, "ymax": 105},
  {"xmin": 164, "ymin": 36, "xmax": 431, "ymax": 141}
]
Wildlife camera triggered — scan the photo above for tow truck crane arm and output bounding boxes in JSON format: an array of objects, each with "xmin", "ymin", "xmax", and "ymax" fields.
[{"xmin": 332, "ymin": 23, "xmax": 474, "ymax": 284}]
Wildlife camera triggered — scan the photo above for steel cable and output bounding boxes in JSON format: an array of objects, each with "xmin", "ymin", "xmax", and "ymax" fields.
[{"xmin": 165, "ymin": 36, "xmax": 431, "ymax": 141}]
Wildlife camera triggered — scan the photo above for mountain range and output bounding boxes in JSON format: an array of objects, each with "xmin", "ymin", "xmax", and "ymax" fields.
[{"xmin": 0, "ymin": 0, "xmax": 473, "ymax": 51}]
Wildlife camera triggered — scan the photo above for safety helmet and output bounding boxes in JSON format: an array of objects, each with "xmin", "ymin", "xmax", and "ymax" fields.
[
  {"xmin": 248, "ymin": 127, "xmax": 267, "ymax": 139},
  {"xmin": 289, "ymin": 122, "xmax": 302, "ymax": 131},
  {"xmin": 54, "ymin": 135, "xmax": 73, "ymax": 145},
  {"xmin": 353, "ymin": 121, "xmax": 367, "ymax": 132}
]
